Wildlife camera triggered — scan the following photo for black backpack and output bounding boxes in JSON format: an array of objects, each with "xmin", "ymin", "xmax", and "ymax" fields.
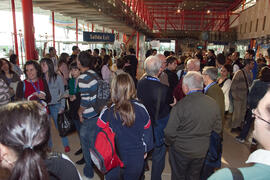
[{"xmin": 86, "ymin": 71, "xmax": 110, "ymax": 113}]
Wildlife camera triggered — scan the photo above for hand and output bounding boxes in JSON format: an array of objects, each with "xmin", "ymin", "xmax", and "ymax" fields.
[
  {"xmin": 38, "ymin": 93, "xmax": 46, "ymax": 100},
  {"xmin": 58, "ymin": 109, "xmax": 64, "ymax": 114},
  {"xmin": 8, "ymin": 88, "xmax": 14, "ymax": 96},
  {"xmin": 170, "ymin": 97, "xmax": 177, "ymax": 107},
  {"xmin": 69, "ymin": 95, "xmax": 76, "ymax": 101},
  {"xmin": 144, "ymin": 153, "xmax": 147, "ymax": 159}
]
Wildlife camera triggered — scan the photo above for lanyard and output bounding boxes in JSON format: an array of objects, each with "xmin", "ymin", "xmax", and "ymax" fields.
[
  {"xmin": 30, "ymin": 79, "xmax": 40, "ymax": 94},
  {"xmin": 187, "ymin": 90, "xmax": 203, "ymax": 95},
  {"xmin": 204, "ymin": 82, "xmax": 216, "ymax": 94},
  {"xmin": 145, "ymin": 76, "xmax": 160, "ymax": 82}
]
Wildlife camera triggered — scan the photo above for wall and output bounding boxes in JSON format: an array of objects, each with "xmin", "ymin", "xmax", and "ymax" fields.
[{"xmin": 236, "ymin": 0, "xmax": 270, "ymax": 40}]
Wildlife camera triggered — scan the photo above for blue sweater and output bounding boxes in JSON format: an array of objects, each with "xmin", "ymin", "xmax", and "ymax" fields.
[{"xmin": 98, "ymin": 100, "xmax": 154, "ymax": 156}]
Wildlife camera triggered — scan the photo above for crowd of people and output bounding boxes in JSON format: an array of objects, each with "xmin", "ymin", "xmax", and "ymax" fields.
[{"xmin": 0, "ymin": 45, "xmax": 270, "ymax": 180}]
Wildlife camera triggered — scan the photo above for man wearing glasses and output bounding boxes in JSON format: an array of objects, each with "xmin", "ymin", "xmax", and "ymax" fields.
[{"xmin": 208, "ymin": 90, "xmax": 270, "ymax": 179}]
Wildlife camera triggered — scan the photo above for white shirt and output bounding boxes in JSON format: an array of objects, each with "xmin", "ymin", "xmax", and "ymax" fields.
[{"xmin": 246, "ymin": 149, "xmax": 270, "ymax": 166}]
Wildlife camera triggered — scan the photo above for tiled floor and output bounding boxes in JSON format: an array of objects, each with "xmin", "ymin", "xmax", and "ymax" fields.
[{"xmin": 0, "ymin": 116, "xmax": 254, "ymax": 180}]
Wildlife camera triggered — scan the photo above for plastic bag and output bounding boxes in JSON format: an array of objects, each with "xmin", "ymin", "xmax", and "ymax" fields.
[{"xmin": 57, "ymin": 111, "xmax": 75, "ymax": 137}]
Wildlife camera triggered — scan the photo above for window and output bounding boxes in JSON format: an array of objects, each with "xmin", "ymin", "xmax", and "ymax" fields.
[
  {"xmin": 256, "ymin": 19, "xmax": 258, "ymax": 32},
  {"xmin": 262, "ymin": 16, "xmax": 266, "ymax": 31},
  {"xmin": 250, "ymin": 21, "xmax": 252, "ymax": 32}
]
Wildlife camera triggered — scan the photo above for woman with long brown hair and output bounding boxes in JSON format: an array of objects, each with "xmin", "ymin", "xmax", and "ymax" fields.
[
  {"xmin": 0, "ymin": 101, "xmax": 81, "ymax": 180},
  {"xmin": 97, "ymin": 73, "xmax": 153, "ymax": 180}
]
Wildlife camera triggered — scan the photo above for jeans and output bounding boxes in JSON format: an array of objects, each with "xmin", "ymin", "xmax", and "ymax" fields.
[
  {"xmin": 48, "ymin": 103, "xmax": 69, "ymax": 148},
  {"xmin": 239, "ymin": 108, "xmax": 254, "ymax": 140},
  {"xmin": 169, "ymin": 147, "xmax": 204, "ymax": 180},
  {"xmin": 80, "ymin": 116, "xmax": 98, "ymax": 178},
  {"xmin": 151, "ymin": 144, "xmax": 166, "ymax": 180}
]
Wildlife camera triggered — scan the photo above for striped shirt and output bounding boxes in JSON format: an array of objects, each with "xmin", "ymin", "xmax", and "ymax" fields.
[{"xmin": 78, "ymin": 70, "xmax": 98, "ymax": 119}]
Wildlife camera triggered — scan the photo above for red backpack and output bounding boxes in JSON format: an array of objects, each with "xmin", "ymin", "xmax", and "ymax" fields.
[{"xmin": 90, "ymin": 117, "xmax": 124, "ymax": 174}]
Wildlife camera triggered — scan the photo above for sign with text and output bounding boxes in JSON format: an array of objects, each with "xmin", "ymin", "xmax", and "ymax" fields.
[{"xmin": 83, "ymin": 32, "xmax": 115, "ymax": 43}]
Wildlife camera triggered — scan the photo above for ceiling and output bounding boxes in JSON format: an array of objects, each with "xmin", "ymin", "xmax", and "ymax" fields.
[{"xmin": 0, "ymin": 0, "xmax": 244, "ymax": 38}]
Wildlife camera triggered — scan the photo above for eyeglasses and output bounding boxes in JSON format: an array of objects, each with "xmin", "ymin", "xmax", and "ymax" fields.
[{"xmin": 252, "ymin": 110, "xmax": 270, "ymax": 125}]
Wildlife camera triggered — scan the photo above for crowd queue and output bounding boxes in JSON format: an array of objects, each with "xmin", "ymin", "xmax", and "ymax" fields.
[{"xmin": 0, "ymin": 45, "xmax": 270, "ymax": 180}]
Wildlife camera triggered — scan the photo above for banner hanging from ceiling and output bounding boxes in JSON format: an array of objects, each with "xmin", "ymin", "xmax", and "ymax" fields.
[{"xmin": 83, "ymin": 31, "xmax": 115, "ymax": 43}]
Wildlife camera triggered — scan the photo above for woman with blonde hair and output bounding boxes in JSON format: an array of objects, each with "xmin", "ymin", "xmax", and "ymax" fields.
[{"xmin": 97, "ymin": 73, "xmax": 153, "ymax": 180}]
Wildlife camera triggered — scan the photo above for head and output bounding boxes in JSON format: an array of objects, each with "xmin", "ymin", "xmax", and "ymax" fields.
[
  {"xmin": 0, "ymin": 58, "xmax": 13, "ymax": 74},
  {"xmin": 77, "ymin": 51, "xmax": 97, "ymax": 72},
  {"xmin": 245, "ymin": 49, "xmax": 255, "ymax": 59},
  {"xmin": 93, "ymin": 48, "xmax": 99, "ymax": 57},
  {"xmin": 116, "ymin": 57, "xmax": 126, "ymax": 70},
  {"xmin": 202, "ymin": 66, "xmax": 218, "ymax": 85},
  {"xmin": 155, "ymin": 54, "xmax": 167, "ymax": 71},
  {"xmin": 0, "ymin": 101, "xmax": 50, "ymax": 179},
  {"xmin": 267, "ymin": 48, "xmax": 270, "ymax": 57},
  {"xmin": 220, "ymin": 64, "xmax": 233, "ymax": 79},
  {"xmin": 58, "ymin": 53, "xmax": 69, "ymax": 67},
  {"xmin": 40, "ymin": 58, "xmax": 57, "ymax": 82},
  {"xmin": 48, "ymin": 47, "xmax": 56, "ymax": 57},
  {"xmin": 152, "ymin": 49, "xmax": 157, "ymax": 56},
  {"xmin": 231, "ymin": 52, "xmax": 240, "ymax": 61},
  {"xmin": 216, "ymin": 53, "xmax": 226, "ymax": 68},
  {"xmin": 103, "ymin": 55, "xmax": 112, "ymax": 67},
  {"xmin": 101, "ymin": 48, "xmax": 106, "ymax": 56},
  {"xmin": 257, "ymin": 58, "xmax": 266, "ymax": 65},
  {"xmin": 253, "ymin": 90, "xmax": 270, "ymax": 150},
  {"xmin": 164, "ymin": 51, "xmax": 170, "ymax": 57},
  {"xmin": 24, "ymin": 60, "xmax": 42, "ymax": 81},
  {"xmin": 128, "ymin": 47, "xmax": 136, "ymax": 55},
  {"xmin": 243, "ymin": 59, "xmax": 255, "ymax": 71},
  {"xmin": 182, "ymin": 71, "xmax": 204, "ymax": 95},
  {"xmin": 69, "ymin": 62, "xmax": 80, "ymax": 78},
  {"xmin": 258, "ymin": 66, "xmax": 270, "ymax": 82},
  {"xmin": 72, "ymin": 46, "xmax": 80, "ymax": 55},
  {"xmin": 144, "ymin": 56, "xmax": 162, "ymax": 77},
  {"xmin": 208, "ymin": 49, "xmax": 215, "ymax": 57},
  {"xmin": 166, "ymin": 56, "xmax": 178, "ymax": 71},
  {"xmin": 186, "ymin": 59, "xmax": 200, "ymax": 72},
  {"xmin": 110, "ymin": 73, "xmax": 136, "ymax": 127},
  {"xmin": 87, "ymin": 49, "xmax": 92, "ymax": 55},
  {"xmin": 9, "ymin": 54, "xmax": 18, "ymax": 65}
]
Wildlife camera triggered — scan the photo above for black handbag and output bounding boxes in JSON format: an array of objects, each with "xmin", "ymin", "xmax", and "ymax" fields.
[{"xmin": 57, "ymin": 100, "xmax": 75, "ymax": 137}]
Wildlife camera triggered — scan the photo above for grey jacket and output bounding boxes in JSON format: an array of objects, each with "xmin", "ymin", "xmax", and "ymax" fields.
[
  {"xmin": 47, "ymin": 75, "xmax": 65, "ymax": 110},
  {"xmin": 164, "ymin": 92, "xmax": 222, "ymax": 158}
]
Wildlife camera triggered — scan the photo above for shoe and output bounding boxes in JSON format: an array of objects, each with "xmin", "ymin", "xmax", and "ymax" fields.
[
  {"xmin": 64, "ymin": 146, "xmax": 70, "ymax": 153},
  {"xmin": 76, "ymin": 157, "xmax": 85, "ymax": 165},
  {"xmin": 74, "ymin": 148, "xmax": 82, "ymax": 155},
  {"xmin": 235, "ymin": 136, "xmax": 245, "ymax": 143}
]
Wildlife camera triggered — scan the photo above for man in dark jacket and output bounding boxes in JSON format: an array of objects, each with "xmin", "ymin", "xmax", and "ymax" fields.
[
  {"xmin": 137, "ymin": 55, "xmax": 171, "ymax": 180},
  {"xmin": 164, "ymin": 71, "xmax": 222, "ymax": 180}
]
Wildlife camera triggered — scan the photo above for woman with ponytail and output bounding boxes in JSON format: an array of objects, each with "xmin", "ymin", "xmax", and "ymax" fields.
[
  {"xmin": 0, "ymin": 101, "xmax": 81, "ymax": 180},
  {"xmin": 97, "ymin": 72, "xmax": 154, "ymax": 180}
]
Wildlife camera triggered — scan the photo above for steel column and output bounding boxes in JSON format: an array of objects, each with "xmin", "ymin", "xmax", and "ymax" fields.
[
  {"xmin": 21, "ymin": 0, "xmax": 37, "ymax": 60},
  {"xmin": 11, "ymin": 0, "xmax": 19, "ymax": 64},
  {"xmin": 52, "ymin": 11, "xmax": 55, "ymax": 48}
]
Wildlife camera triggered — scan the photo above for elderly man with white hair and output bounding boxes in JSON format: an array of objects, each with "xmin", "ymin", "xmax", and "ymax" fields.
[
  {"xmin": 174, "ymin": 58, "xmax": 201, "ymax": 101},
  {"xmin": 137, "ymin": 55, "xmax": 171, "ymax": 180},
  {"xmin": 164, "ymin": 71, "xmax": 222, "ymax": 180}
]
